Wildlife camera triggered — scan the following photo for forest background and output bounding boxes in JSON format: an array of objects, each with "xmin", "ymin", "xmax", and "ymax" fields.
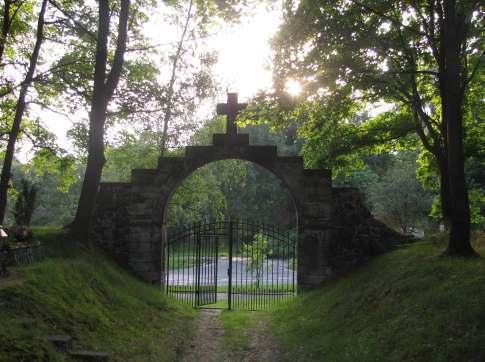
[{"xmin": 0, "ymin": 0, "xmax": 483, "ymax": 238}]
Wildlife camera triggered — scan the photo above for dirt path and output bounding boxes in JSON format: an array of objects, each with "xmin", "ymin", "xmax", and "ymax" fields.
[
  {"xmin": 243, "ymin": 319, "xmax": 282, "ymax": 362},
  {"xmin": 180, "ymin": 309, "xmax": 283, "ymax": 362},
  {"xmin": 180, "ymin": 309, "xmax": 225, "ymax": 362}
]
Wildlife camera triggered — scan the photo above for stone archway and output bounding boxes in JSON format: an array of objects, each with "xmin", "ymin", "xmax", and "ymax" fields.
[{"xmin": 92, "ymin": 93, "xmax": 403, "ymax": 288}]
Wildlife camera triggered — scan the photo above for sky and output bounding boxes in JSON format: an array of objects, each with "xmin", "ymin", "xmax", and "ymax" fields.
[
  {"xmin": 145, "ymin": 3, "xmax": 281, "ymax": 101},
  {"xmin": 23, "ymin": 3, "xmax": 283, "ymax": 160}
]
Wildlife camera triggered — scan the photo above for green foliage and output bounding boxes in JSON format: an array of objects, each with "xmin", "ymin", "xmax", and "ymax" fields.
[
  {"xmin": 102, "ymin": 131, "xmax": 159, "ymax": 182},
  {"xmin": 28, "ymin": 149, "xmax": 77, "ymax": 193},
  {"xmin": 417, "ymin": 117, "xmax": 485, "ymax": 227},
  {"xmin": 0, "ymin": 0, "xmax": 35, "ymax": 63},
  {"xmin": 243, "ymin": 232, "xmax": 272, "ymax": 288},
  {"xmin": 272, "ymin": 239, "xmax": 485, "ymax": 361},
  {"xmin": 333, "ymin": 161, "xmax": 380, "ymax": 208},
  {"xmin": 0, "ymin": 228, "xmax": 196, "ymax": 361},
  {"xmin": 469, "ymin": 189, "xmax": 485, "ymax": 227},
  {"xmin": 167, "ymin": 162, "xmax": 227, "ymax": 225},
  {"xmin": 3, "ymin": 158, "xmax": 82, "ymax": 227},
  {"xmin": 167, "ymin": 157, "xmax": 296, "ymax": 228},
  {"xmin": 367, "ymin": 152, "xmax": 434, "ymax": 233},
  {"xmin": 334, "ymin": 152, "xmax": 435, "ymax": 232}
]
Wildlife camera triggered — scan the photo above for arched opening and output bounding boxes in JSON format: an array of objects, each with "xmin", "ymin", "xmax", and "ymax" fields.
[{"xmin": 162, "ymin": 159, "xmax": 298, "ymax": 310}]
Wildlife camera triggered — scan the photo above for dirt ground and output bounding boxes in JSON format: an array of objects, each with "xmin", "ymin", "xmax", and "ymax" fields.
[{"xmin": 179, "ymin": 309, "xmax": 282, "ymax": 362}]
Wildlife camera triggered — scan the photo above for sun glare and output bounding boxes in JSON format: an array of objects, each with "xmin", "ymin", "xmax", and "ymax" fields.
[{"xmin": 285, "ymin": 79, "xmax": 302, "ymax": 96}]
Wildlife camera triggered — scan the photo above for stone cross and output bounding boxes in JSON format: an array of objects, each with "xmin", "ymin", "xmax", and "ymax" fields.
[{"xmin": 216, "ymin": 93, "xmax": 247, "ymax": 136}]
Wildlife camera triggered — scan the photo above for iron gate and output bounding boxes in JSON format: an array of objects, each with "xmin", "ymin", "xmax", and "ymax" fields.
[{"xmin": 165, "ymin": 220, "xmax": 297, "ymax": 310}]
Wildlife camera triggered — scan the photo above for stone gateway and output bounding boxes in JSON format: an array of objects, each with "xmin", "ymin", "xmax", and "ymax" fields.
[{"xmin": 92, "ymin": 93, "xmax": 403, "ymax": 288}]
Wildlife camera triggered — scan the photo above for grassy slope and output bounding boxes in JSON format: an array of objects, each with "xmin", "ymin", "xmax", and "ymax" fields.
[
  {"xmin": 273, "ymin": 237, "xmax": 485, "ymax": 362},
  {"xmin": 0, "ymin": 228, "xmax": 195, "ymax": 361}
]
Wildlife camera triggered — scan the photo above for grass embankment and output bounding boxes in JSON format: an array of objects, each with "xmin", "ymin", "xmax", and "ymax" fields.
[
  {"xmin": 0, "ymin": 228, "xmax": 196, "ymax": 361},
  {"xmin": 272, "ymin": 235, "xmax": 485, "ymax": 361}
]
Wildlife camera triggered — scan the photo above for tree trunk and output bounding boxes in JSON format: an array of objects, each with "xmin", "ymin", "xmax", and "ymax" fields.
[
  {"xmin": 71, "ymin": 111, "xmax": 106, "ymax": 239},
  {"xmin": 437, "ymin": 155, "xmax": 451, "ymax": 229},
  {"xmin": 441, "ymin": 1, "xmax": 474, "ymax": 255},
  {"xmin": 0, "ymin": 0, "xmax": 48, "ymax": 224},
  {"xmin": 0, "ymin": 0, "xmax": 11, "ymax": 63},
  {"xmin": 70, "ymin": 0, "xmax": 130, "ymax": 240}
]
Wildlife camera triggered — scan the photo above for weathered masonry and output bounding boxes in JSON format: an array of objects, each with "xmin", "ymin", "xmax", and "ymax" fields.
[{"xmin": 92, "ymin": 93, "xmax": 402, "ymax": 288}]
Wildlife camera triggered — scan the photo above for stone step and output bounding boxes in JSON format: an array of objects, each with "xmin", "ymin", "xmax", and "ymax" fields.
[
  {"xmin": 69, "ymin": 350, "xmax": 109, "ymax": 361},
  {"xmin": 47, "ymin": 335, "xmax": 72, "ymax": 352}
]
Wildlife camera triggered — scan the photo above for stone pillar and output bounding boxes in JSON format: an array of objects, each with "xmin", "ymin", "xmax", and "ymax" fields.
[
  {"xmin": 91, "ymin": 183, "xmax": 131, "ymax": 266},
  {"xmin": 127, "ymin": 169, "xmax": 164, "ymax": 284},
  {"xmin": 298, "ymin": 169, "xmax": 333, "ymax": 287}
]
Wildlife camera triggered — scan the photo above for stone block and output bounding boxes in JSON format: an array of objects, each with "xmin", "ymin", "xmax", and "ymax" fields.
[
  {"xmin": 127, "ymin": 241, "xmax": 155, "ymax": 253},
  {"xmin": 213, "ymin": 133, "xmax": 249, "ymax": 146},
  {"xmin": 131, "ymin": 169, "xmax": 158, "ymax": 185},
  {"xmin": 303, "ymin": 203, "xmax": 332, "ymax": 222},
  {"xmin": 158, "ymin": 156, "xmax": 186, "ymax": 169},
  {"xmin": 303, "ymin": 168, "xmax": 332, "ymax": 180}
]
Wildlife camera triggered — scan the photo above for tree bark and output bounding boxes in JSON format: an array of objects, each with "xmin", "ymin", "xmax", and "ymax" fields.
[
  {"xmin": 0, "ymin": 0, "xmax": 12, "ymax": 63},
  {"xmin": 70, "ymin": 0, "xmax": 130, "ymax": 240},
  {"xmin": 0, "ymin": 0, "xmax": 48, "ymax": 224},
  {"xmin": 441, "ymin": 0, "xmax": 474, "ymax": 255}
]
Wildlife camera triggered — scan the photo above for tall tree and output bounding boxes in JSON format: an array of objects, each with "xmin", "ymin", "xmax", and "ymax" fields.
[
  {"xmin": 160, "ymin": 0, "xmax": 195, "ymax": 155},
  {"xmin": 0, "ymin": 0, "xmax": 48, "ymax": 224},
  {"xmin": 271, "ymin": 0, "xmax": 483, "ymax": 255},
  {"xmin": 440, "ymin": 1, "xmax": 475, "ymax": 254},
  {"xmin": 70, "ymin": 0, "xmax": 130, "ymax": 239}
]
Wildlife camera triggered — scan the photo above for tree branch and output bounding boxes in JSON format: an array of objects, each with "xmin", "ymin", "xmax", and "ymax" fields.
[
  {"xmin": 350, "ymin": 0, "xmax": 427, "ymax": 37},
  {"xmin": 48, "ymin": 0, "xmax": 97, "ymax": 41},
  {"xmin": 26, "ymin": 100, "xmax": 74, "ymax": 121},
  {"xmin": 465, "ymin": 49, "xmax": 484, "ymax": 87},
  {"xmin": 21, "ymin": 128, "xmax": 58, "ymax": 154},
  {"xmin": 104, "ymin": 0, "xmax": 130, "ymax": 100}
]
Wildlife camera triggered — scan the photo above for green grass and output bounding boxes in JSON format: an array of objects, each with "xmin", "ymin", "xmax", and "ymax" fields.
[
  {"xmin": 167, "ymin": 283, "xmax": 295, "ymax": 294},
  {"xmin": 271, "ymin": 236, "xmax": 485, "ymax": 361},
  {"xmin": 0, "ymin": 227, "xmax": 196, "ymax": 361}
]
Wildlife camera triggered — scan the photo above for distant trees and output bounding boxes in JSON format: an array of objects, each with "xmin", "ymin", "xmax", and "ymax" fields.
[
  {"xmin": 166, "ymin": 158, "xmax": 296, "ymax": 228},
  {"xmin": 13, "ymin": 179, "xmax": 37, "ymax": 227},
  {"xmin": 0, "ymin": 0, "xmax": 49, "ymax": 224},
  {"xmin": 368, "ymin": 154, "xmax": 433, "ymax": 234},
  {"xmin": 334, "ymin": 152, "xmax": 434, "ymax": 234},
  {"xmin": 4, "ymin": 158, "xmax": 80, "ymax": 227}
]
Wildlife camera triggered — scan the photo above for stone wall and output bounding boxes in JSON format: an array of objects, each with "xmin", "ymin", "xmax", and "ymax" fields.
[
  {"xmin": 91, "ymin": 183, "xmax": 131, "ymax": 266},
  {"xmin": 327, "ymin": 188, "xmax": 407, "ymax": 273}
]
